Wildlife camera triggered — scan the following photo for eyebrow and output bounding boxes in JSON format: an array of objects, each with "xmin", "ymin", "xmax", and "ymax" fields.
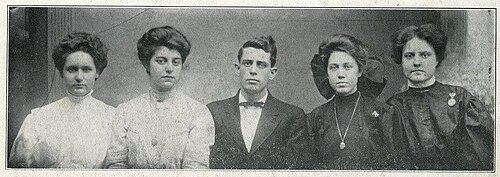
[
  {"xmin": 242, "ymin": 59, "xmax": 269, "ymax": 62},
  {"xmin": 328, "ymin": 62, "xmax": 355, "ymax": 65},
  {"xmin": 256, "ymin": 61, "xmax": 269, "ymax": 64},
  {"xmin": 64, "ymin": 65, "xmax": 94, "ymax": 69},
  {"xmin": 154, "ymin": 56, "xmax": 182, "ymax": 60}
]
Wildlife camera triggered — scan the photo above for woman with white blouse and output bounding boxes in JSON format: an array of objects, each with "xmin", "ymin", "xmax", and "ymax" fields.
[
  {"xmin": 104, "ymin": 26, "xmax": 215, "ymax": 169},
  {"xmin": 9, "ymin": 32, "xmax": 115, "ymax": 168}
]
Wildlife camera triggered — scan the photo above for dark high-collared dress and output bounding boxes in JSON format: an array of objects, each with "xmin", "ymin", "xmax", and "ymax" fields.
[
  {"xmin": 307, "ymin": 91, "xmax": 398, "ymax": 170},
  {"xmin": 387, "ymin": 82, "xmax": 493, "ymax": 170}
]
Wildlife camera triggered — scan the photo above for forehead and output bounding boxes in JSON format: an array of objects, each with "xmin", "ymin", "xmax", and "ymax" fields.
[
  {"xmin": 328, "ymin": 51, "xmax": 356, "ymax": 64},
  {"xmin": 403, "ymin": 38, "xmax": 434, "ymax": 52},
  {"xmin": 153, "ymin": 46, "xmax": 181, "ymax": 58},
  {"xmin": 65, "ymin": 51, "xmax": 95, "ymax": 67},
  {"xmin": 241, "ymin": 47, "xmax": 271, "ymax": 63}
]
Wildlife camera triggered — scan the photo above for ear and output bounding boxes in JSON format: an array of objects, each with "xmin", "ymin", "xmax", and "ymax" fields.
[
  {"xmin": 269, "ymin": 67, "xmax": 278, "ymax": 80},
  {"xmin": 357, "ymin": 69, "xmax": 362, "ymax": 78},
  {"xmin": 234, "ymin": 63, "xmax": 241, "ymax": 76},
  {"xmin": 181, "ymin": 62, "xmax": 189, "ymax": 70},
  {"xmin": 143, "ymin": 62, "xmax": 151, "ymax": 75}
]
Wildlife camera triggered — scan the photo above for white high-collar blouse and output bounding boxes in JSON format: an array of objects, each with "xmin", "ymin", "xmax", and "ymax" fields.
[
  {"xmin": 105, "ymin": 90, "xmax": 215, "ymax": 169},
  {"xmin": 9, "ymin": 91, "xmax": 115, "ymax": 168}
]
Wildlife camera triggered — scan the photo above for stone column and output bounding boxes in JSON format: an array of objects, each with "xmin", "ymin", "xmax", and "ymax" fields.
[{"xmin": 46, "ymin": 8, "xmax": 74, "ymax": 103}]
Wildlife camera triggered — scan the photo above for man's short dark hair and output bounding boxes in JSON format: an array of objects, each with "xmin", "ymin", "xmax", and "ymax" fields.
[{"xmin": 237, "ymin": 36, "xmax": 277, "ymax": 67}]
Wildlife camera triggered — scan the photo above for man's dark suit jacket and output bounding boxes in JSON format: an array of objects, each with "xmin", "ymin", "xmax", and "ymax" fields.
[{"xmin": 207, "ymin": 92, "xmax": 311, "ymax": 169}]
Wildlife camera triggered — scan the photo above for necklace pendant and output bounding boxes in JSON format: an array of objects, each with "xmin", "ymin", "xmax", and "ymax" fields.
[
  {"xmin": 151, "ymin": 138, "xmax": 158, "ymax": 146},
  {"xmin": 448, "ymin": 92, "xmax": 456, "ymax": 107},
  {"xmin": 340, "ymin": 142, "xmax": 346, "ymax": 149},
  {"xmin": 448, "ymin": 98, "xmax": 456, "ymax": 107}
]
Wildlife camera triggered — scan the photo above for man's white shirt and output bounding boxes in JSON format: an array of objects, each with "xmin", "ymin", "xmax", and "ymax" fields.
[{"xmin": 238, "ymin": 91, "xmax": 268, "ymax": 152}]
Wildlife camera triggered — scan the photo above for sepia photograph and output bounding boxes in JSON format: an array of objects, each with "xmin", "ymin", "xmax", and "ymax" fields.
[{"xmin": 3, "ymin": 3, "xmax": 497, "ymax": 177}]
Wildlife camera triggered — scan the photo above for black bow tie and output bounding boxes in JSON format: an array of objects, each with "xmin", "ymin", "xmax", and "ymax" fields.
[{"xmin": 239, "ymin": 101, "xmax": 265, "ymax": 108}]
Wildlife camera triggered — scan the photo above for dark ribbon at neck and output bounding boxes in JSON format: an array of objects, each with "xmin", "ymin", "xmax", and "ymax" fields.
[{"xmin": 239, "ymin": 101, "xmax": 265, "ymax": 108}]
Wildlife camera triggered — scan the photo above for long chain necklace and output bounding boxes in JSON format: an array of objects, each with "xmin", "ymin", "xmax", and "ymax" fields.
[{"xmin": 333, "ymin": 91, "xmax": 361, "ymax": 150}]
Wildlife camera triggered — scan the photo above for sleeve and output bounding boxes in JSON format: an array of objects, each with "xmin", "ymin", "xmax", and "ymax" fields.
[
  {"xmin": 379, "ymin": 104, "xmax": 414, "ymax": 169},
  {"xmin": 286, "ymin": 109, "xmax": 314, "ymax": 169},
  {"xmin": 9, "ymin": 112, "xmax": 40, "ymax": 168},
  {"xmin": 305, "ymin": 108, "xmax": 325, "ymax": 169},
  {"xmin": 385, "ymin": 98, "xmax": 417, "ymax": 170},
  {"xmin": 368, "ymin": 105, "xmax": 394, "ymax": 169},
  {"xmin": 181, "ymin": 105, "xmax": 215, "ymax": 169},
  {"xmin": 104, "ymin": 107, "xmax": 129, "ymax": 169},
  {"xmin": 463, "ymin": 92, "xmax": 494, "ymax": 170},
  {"xmin": 380, "ymin": 105, "xmax": 395, "ymax": 151}
]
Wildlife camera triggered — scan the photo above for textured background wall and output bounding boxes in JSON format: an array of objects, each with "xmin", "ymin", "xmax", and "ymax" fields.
[
  {"xmin": 436, "ymin": 10, "xmax": 495, "ymax": 115},
  {"xmin": 45, "ymin": 8, "xmax": 441, "ymax": 111},
  {"xmin": 464, "ymin": 11, "xmax": 495, "ymax": 115}
]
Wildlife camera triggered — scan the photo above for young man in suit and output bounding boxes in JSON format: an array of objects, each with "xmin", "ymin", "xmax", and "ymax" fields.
[{"xmin": 207, "ymin": 36, "xmax": 310, "ymax": 169}]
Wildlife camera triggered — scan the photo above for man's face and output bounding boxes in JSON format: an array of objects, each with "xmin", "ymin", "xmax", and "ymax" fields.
[
  {"xmin": 236, "ymin": 47, "xmax": 277, "ymax": 95},
  {"xmin": 401, "ymin": 37, "xmax": 438, "ymax": 85}
]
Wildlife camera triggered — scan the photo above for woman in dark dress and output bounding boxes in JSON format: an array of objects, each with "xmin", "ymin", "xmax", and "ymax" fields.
[
  {"xmin": 387, "ymin": 24, "xmax": 493, "ymax": 170},
  {"xmin": 308, "ymin": 34, "xmax": 398, "ymax": 170}
]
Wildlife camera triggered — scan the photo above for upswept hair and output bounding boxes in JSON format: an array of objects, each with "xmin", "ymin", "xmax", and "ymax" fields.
[
  {"xmin": 391, "ymin": 24, "xmax": 448, "ymax": 66},
  {"xmin": 310, "ymin": 34, "xmax": 387, "ymax": 99},
  {"xmin": 317, "ymin": 34, "xmax": 369, "ymax": 70},
  {"xmin": 52, "ymin": 32, "xmax": 108, "ymax": 75},
  {"xmin": 137, "ymin": 26, "xmax": 191, "ymax": 74}
]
